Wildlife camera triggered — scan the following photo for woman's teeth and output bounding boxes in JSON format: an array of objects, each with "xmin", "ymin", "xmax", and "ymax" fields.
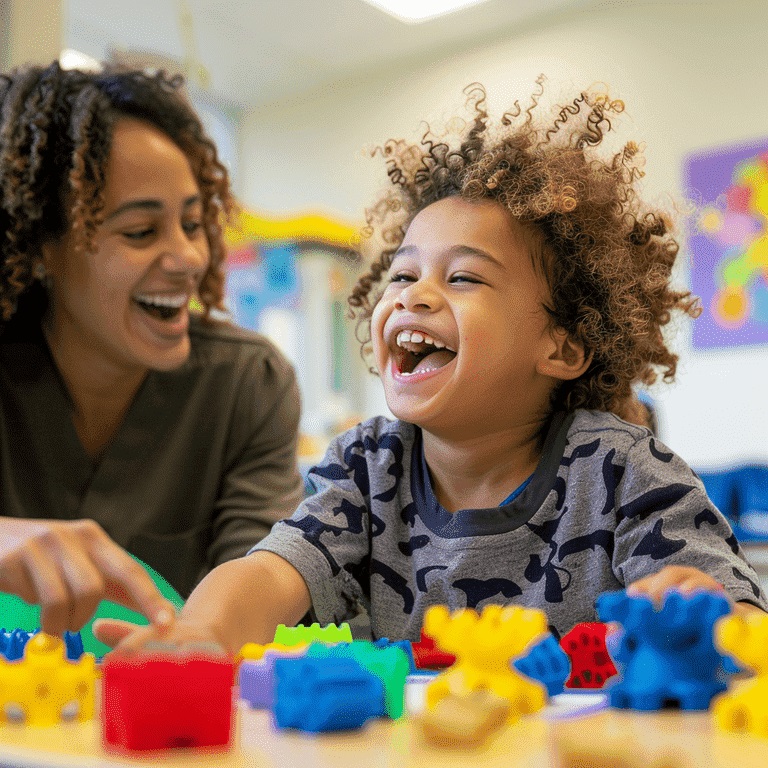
[{"xmin": 133, "ymin": 293, "xmax": 188, "ymax": 321}]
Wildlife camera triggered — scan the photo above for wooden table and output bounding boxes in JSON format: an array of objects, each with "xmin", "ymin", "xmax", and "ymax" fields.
[{"xmin": 0, "ymin": 683, "xmax": 765, "ymax": 768}]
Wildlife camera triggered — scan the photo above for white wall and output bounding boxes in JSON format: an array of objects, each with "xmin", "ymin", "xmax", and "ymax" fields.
[{"xmin": 238, "ymin": 0, "xmax": 768, "ymax": 470}]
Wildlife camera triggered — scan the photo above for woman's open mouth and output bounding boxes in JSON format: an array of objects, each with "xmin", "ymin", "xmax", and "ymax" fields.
[{"xmin": 132, "ymin": 293, "xmax": 188, "ymax": 322}]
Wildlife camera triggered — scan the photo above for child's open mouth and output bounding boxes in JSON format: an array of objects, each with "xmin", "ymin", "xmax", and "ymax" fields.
[{"xmin": 394, "ymin": 329, "xmax": 457, "ymax": 375}]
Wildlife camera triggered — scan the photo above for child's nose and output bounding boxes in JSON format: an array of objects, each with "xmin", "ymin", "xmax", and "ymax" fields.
[{"xmin": 394, "ymin": 280, "xmax": 441, "ymax": 312}]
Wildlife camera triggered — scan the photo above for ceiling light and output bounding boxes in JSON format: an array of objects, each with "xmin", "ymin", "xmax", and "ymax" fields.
[
  {"xmin": 59, "ymin": 49, "xmax": 102, "ymax": 72},
  {"xmin": 359, "ymin": 0, "xmax": 492, "ymax": 24}
]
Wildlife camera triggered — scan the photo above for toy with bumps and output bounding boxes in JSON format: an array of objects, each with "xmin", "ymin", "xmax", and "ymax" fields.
[
  {"xmin": 0, "ymin": 632, "xmax": 95, "ymax": 726},
  {"xmin": 560, "ymin": 622, "xmax": 617, "ymax": 689},
  {"xmin": 423, "ymin": 604, "xmax": 548, "ymax": 719},
  {"xmin": 712, "ymin": 610, "xmax": 768, "ymax": 737},
  {"xmin": 596, "ymin": 590, "xmax": 731, "ymax": 711}
]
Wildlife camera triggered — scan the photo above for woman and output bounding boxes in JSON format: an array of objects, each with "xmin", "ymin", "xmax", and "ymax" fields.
[{"xmin": 0, "ymin": 63, "xmax": 304, "ymax": 637}]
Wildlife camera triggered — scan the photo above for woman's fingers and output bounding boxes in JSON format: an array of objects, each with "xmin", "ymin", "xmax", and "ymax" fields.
[
  {"xmin": 21, "ymin": 540, "xmax": 72, "ymax": 637},
  {"xmin": 92, "ymin": 618, "xmax": 142, "ymax": 648}
]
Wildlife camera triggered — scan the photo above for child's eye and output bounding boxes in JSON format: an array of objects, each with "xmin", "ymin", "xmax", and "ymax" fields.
[
  {"xmin": 449, "ymin": 274, "xmax": 481, "ymax": 284},
  {"xmin": 389, "ymin": 273, "xmax": 416, "ymax": 283}
]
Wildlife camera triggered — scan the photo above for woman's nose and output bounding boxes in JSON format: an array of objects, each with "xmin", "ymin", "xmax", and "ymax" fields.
[{"xmin": 160, "ymin": 226, "xmax": 210, "ymax": 275}]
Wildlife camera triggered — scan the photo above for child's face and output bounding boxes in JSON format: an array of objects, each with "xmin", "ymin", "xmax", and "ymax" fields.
[{"xmin": 371, "ymin": 196, "xmax": 557, "ymax": 437}]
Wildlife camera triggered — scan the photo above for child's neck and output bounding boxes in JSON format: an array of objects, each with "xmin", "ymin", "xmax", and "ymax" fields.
[{"xmin": 421, "ymin": 421, "xmax": 545, "ymax": 513}]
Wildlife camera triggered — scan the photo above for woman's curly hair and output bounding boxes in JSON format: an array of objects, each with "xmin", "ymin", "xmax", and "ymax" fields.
[
  {"xmin": 348, "ymin": 79, "xmax": 700, "ymax": 421},
  {"xmin": 0, "ymin": 61, "xmax": 232, "ymax": 326}
]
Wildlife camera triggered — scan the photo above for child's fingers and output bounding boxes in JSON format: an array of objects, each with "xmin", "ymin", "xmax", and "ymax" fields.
[{"xmin": 92, "ymin": 618, "xmax": 141, "ymax": 648}]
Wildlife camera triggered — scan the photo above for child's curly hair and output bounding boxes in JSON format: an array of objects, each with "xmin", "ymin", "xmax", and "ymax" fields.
[
  {"xmin": 348, "ymin": 79, "xmax": 700, "ymax": 421},
  {"xmin": 0, "ymin": 62, "xmax": 232, "ymax": 326}
]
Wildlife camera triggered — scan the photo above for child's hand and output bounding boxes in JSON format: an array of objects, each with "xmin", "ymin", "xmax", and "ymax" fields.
[
  {"xmin": 93, "ymin": 616, "xmax": 224, "ymax": 654},
  {"xmin": 626, "ymin": 565, "xmax": 725, "ymax": 603}
]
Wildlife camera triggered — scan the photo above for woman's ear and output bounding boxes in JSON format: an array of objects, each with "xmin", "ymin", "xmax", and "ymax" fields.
[{"xmin": 536, "ymin": 327, "xmax": 592, "ymax": 381}]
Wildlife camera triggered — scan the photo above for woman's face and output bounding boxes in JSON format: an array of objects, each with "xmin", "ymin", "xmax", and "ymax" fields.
[{"xmin": 43, "ymin": 118, "xmax": 211, "ymax": 378}]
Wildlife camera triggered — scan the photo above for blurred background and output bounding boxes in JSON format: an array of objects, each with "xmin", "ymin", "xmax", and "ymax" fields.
[{"xmin": 2, "ymin": 0, "xmax": 768, "ymax": 566}]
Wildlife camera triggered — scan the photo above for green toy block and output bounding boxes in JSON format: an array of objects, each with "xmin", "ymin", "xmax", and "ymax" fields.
[
  {"xmin": 273, "ymin": 622, "xmax": 353, "ymax": 647},
  {"xmin": 306, "ymin": 640, "xmax": 409, "ymax": 718}
]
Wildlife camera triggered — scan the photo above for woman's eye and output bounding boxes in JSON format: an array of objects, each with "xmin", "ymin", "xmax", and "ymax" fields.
[
  {"xmin": 183, "ymin": 221, "xmax": 203, "ymax": 236},
  {"xmin": 122, "ymin": 229, "xmax": 154, "ymax": 241}
]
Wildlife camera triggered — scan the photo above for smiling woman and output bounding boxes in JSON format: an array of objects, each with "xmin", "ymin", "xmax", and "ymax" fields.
[{"xmin": 0, "ymin": 63, "xmax": 304, "ymax": 637}]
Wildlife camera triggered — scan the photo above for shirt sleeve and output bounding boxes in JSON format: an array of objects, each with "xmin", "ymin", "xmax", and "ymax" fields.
[
  {"xmin": 612, "ymin": 435, "xmax": 768, "ymax": 610},
  {"xmin": 250, "ymin": 427, "xmax": 373, "ymax": 625},
  {"xmin": 206, "ymin": 347, "xmax": 304, "ymax": 570}
]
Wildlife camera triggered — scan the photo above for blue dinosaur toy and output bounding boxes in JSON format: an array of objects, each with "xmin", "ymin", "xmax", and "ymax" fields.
[
  {"xmin": 596, "ymin": 590, "xmax": 732, "ymax": 711},
  {"xmin": 513, "ymin": 634, "xmax": 570, "ymax": 696}
]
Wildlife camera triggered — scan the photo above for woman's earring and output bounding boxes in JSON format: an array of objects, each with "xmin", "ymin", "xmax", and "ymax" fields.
[{"xmin": 33, "ymin": 261, "xmax": 47, "ymax": 282}]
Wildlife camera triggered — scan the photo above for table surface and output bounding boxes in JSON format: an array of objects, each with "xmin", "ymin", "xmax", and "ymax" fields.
[{"xmin": 0, "ymin": 682, "xmax": 765, "ymax": 768}]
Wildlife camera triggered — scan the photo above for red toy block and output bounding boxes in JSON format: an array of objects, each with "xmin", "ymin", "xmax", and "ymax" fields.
[
  {"xmin": 411, "ymin": 629, "xmax": 457, "ymax": 670},
  {"xmin": 560, "ymin": 622, "xmax": 617, "ymax": 689},
  {"xmin": 101, "ymin": 650, "xmax": 235, "ymax": 752}
]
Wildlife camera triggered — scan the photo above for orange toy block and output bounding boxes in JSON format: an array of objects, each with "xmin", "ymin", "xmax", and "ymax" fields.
[{"xmin": 423, "ymin": 604, "xmax": 548, "ymax": 720}]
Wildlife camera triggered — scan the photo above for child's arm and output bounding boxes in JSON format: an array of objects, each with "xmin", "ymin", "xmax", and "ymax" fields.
[
  {"xmin": 626, "ymin": 564, "xmax": 766, "ymax": 617},
  {"xmin": 94, "ymin": 551, "xmax": 311, "ymax": 654}
]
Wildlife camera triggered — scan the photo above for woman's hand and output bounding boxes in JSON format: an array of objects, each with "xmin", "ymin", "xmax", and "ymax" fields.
[
  {"xmin": 92, "ymin": 615, "xmax": 223, "ymax": 653},
  {"xmin": 0, "ymin": 517, "xmax": 175, "ymax": 636},
  {"xmin": 626, "ymin": 565, "xmax": 725, "ymax": 603}
]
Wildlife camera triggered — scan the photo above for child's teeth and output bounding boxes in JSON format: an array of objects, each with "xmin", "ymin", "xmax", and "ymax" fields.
[
  {"xmin": 410, "ymin": 332, "xmax": 424, "ymax": 343},
  {"xmin": 434, "ymin": 340, "xmax": 445, "ymax": 349}
]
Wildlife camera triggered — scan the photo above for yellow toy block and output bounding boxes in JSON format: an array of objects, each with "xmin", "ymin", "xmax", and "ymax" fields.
[
  {"xmin": 236, "ymin": 641, "xmax": 308, "ymax": 664},
  {"xmin": 0, "ymin": 633, "xmax": 96, "ymax": 726},
  {"xmin": 423, "ymin": 604, "xmax": 548, "ymax": 721},
  {"xmin": 712, "ymin": 612, "xmax": 768, "ymax": 737}
]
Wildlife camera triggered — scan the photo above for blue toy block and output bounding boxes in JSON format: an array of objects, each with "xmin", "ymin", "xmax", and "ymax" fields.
[
  {"xmin": 0, "ymin": 629, "xmax": 84, "ymax": 661},
  {"xmin": 513, "ymin": 634, "xmax": 570, "ymax": 696},
  {"xmin": 273, "ymin": 656, "xmax": 385, "ymax": 732},
  {"xmin": 373, "ymin": 637, "xmax": 417, "ymax": 673},
  {"xmin": 239, "ymin": 648, "xmax": 309, "ymax": 710},
  {"xmin": 596, "ymin": 590, "xmax": 732, "ymax": 711}
]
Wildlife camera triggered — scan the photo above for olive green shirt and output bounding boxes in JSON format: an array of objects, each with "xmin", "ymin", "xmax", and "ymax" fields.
[{"xmin": 0, "ymin": 316, "xmax": 303, "ymax": 597}]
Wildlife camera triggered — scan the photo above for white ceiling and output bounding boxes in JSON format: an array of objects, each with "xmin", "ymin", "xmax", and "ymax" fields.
[{"xmin": 66, "ymin": 0, "xmax": 592, "ymax": 109}]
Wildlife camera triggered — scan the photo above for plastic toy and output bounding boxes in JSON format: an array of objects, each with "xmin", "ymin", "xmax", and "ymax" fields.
[
  {"xmin": 373, "ymin": 637, "xmax": 417, "ymax": 673},
  {"xmin": 0, "ymin": 629, "xmax": 84, "ymax": 662},
  {"xmin": 411, "ymin": 628, "xmax": 456, "ymax": 669},
  {"xmin": 712, "ymin": 611, "xmax": 768, "ymax": 737},
  {"xmin": 596, "ymin": 590, "xmax": 731, "ymax": 710},
  {"xmin": 101, "ymin": 649, "xmax": 235, "ymax": 751},
  {"xmin": 417, "ymin": 689, "xmax": 511, "ymax": 748},
  {"xmin": 423, "ymin": 604, "xmax": 548, "ymax": 720},
  {"xmin": 560, "ymin": 622, "xmax": 618, "ymax": 689},
  {"xmin": 236, "ymin": 641, "xmax": 307, "ymax": 663},
  {"xmin": 0, "ymin": 632, "xmax": 95, "ymax": 726},
  {"xmin": 273, "ymin": 621, "xmax": 352, "ymax": 646},
  {"xmin": 272, "ymin": 656, "xmax": 385, "ymax": 732},
  {"xmin": 513, "ymin": 634, "xmax": 571, "ymax": 696},
  {"xmin": 306, "ymin": 640, "xmax": 409, "ymax": 718},
  {"xmin": 238, "ymin": 646, "xmax": 309, "ymax": 710}
]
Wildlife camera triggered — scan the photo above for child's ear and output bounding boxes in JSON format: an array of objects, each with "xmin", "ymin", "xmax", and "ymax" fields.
[{"xmin": 536, "ymin": 327, "xmax": 592, "ymax": 381}]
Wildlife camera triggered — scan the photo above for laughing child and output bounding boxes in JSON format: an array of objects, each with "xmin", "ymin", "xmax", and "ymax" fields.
[{"xmin": 97, "ymin": 80, "xmax": 766, "ymax": 653}]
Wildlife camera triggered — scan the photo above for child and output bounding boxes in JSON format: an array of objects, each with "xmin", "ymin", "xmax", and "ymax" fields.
[{"xmin": 97, "ymin": 81, "xmax": 766, "ymax": 654}]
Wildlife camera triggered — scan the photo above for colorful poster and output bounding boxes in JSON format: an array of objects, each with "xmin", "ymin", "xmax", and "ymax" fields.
[{"xmin": 684, "ymin": 139, "xmax": 768, "ymax": 349}]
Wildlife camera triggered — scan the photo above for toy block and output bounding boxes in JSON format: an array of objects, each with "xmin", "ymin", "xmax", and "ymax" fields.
[
  {"xmin": 596, "ymin": 590, "xmax": 731, "ymax": 711},
  {"xmin": 272, "ymin": 656, "xmax": 385, "ymax": 732},
  {"xmin": 712, "ymin": 611, "xmax": 768, "ymax": 737},
  {"xmin": 306, "ymin": 640, "xmax": 409, "ymax": 718},
  {"xmin": 514, "ymin": 634, "xmax": 571, "ymax": 696},
  {"xmin": 373, "ymin": 637, "xmax": 417, "ymax": 673},
  {"xmin": 273, "ymin": 621, "xmax": 352, "ymax": 647},
  {"xmin": 236, "ymin": 641, "xmax": 307, "ymax": 664},
  {"xmin": 560, "ymin": 622, "xmax": 617, "ymax": 689},
  {"xmin": 411, "ymin": 628, "xmax": 456, "ymax": 669},
  {"xmin": 423, "ymin": 604, "xmax": 548, "ymax": 719},
  {"xmin": 238, "ymin": 646, "xmax": 308, "ymax": 710},
  {"xmin": 0, "ymin": 632, "xmax": 95, "ymax": 726},
  {"xmin": 0, "ymin": 629, "xmax": 84, "ymax": 661},
  {"xmin": 101, "ymin": 649, "xmax": 235, "ymax": 751},
  {"xmin": 417, "ymin": 689, "xmax": 510, "ymax": 748}
]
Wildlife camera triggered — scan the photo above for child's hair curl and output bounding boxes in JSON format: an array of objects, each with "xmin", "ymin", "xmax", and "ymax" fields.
[
  {"xmin": 348, "ymin": 78, "xmax": 700, "ymax": 421},
  {"xmin": 0, "ymin": 62, "xmax": 232, "ymax": 326}
]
